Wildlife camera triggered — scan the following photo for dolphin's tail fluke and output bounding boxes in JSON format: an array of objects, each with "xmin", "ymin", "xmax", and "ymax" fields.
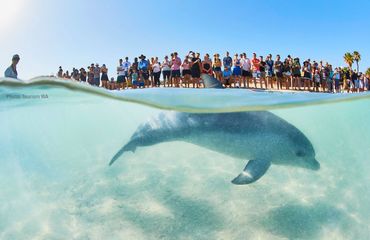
[{"xmin": 109, "ymin": 142, "xmax": 136, "ymax": 166}]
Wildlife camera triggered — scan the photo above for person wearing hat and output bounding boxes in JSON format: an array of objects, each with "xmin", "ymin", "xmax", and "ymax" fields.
[
  {"xmin": 4, "ymin": 54, "xmax": 20, "ymax": 79},
  {"xmin": 138, "ymin": 55, "xmax": 150, "ymax": 88}
]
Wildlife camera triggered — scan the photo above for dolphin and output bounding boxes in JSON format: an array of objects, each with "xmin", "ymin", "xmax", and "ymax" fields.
[{"xmin": 109, "ymin": 111, "xmax": 320, "ymax": 185}]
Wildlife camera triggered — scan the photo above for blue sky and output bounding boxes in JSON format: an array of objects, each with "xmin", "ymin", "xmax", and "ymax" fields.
[{"xmin": 1, "ymin": 0, "xmax": 370, "ymax": 79}]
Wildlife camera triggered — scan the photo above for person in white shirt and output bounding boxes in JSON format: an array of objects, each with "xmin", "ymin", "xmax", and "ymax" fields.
[
  {"xmin": 117, "ymin": 59, "xmax": 126, "ymax": 89},
  {"xmin": 152, "ymin": 58, "xmax": 161, "ymax": 87},
  {"xmin": 162, "ymin": 56, "xmax": 171, "ymax": 87},
  {"xmin": 241, "ymin": 53, "xmax": 252, "ymax": 88}
]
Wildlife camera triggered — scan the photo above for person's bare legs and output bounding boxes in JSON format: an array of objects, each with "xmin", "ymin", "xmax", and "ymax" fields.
[{"xmin": 261, "ymin": 76, "xmax": 266, "ymax": 89}]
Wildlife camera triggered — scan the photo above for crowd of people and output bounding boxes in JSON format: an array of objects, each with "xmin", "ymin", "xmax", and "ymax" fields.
[{"xmin": 57, "ymin": 51, "xmax": 369, "ymax": 93}]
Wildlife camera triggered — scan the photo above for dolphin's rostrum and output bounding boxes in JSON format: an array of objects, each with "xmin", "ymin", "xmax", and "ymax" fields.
[{"xmin": 109, "ymin": 111, "xmax": 320, "ymax": 185}]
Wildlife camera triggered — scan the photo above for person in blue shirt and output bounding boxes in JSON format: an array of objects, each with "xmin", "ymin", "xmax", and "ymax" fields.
[
  {"xmin": 266, "ymin": 54, "xmax": 274, "ymax": 88},
  {"xmin": 4, "ymin": 54, "xmax": 20, "ymax": 79},
  {"xmin": 223, "ymin": 51, "xmax": 232, "ymax": 70},
  {"xmin": 222, "ymin": 66, "xmax": 233, "ymax": 87},
  {"xmin": 138, "ymin": 54, "xmax": 150, "ymax": 87}
]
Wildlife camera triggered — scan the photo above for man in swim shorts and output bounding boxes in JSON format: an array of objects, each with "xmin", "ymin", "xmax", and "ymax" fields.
[{"xmin": 240, "ymin": 53, "xmax": 252, "ymax": 88}]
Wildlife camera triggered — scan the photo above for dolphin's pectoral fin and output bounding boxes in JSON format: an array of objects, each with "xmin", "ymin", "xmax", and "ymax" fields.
[
  {"xmin": 231, "ymin": 159, "xmax": 271, "ymax": 185},
  {"xmin": 109, "ymin": 142, "xmax": 136, "ymax": 166}
]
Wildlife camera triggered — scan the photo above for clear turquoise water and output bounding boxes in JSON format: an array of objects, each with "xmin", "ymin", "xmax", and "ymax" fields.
[{"xmin": 1, "ymin": 78, "xmax": 370, "ymax": 239}]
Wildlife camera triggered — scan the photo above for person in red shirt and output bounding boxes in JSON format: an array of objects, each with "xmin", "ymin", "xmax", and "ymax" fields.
[{"xmin": 251, "ymin": 53, "xmax": 260, "ymax": 88}]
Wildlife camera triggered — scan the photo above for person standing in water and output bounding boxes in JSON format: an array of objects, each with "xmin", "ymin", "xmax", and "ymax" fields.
[
  {"xmin": 274, "ymin": 55, "xmax": 283, "ymax": 90},
  {"xmin": 213, "ymin": 53, "xmax": 222, "ymax": 81},
  {"xmin": 117, "ymin": 59, "xmax": 126, "ymax": 90},
  {"xmin": 152, "ymin": 58, "xmax": 161, "ymax": 87},
  {"xmin": 202, "ymin": 54, "xmax": 213, "ymax": 76},
  {"xmin": 4, "ymin": 54, "xmax": 20, "ymax": 79},
  {"xmin": 162, "ymin": 56, "xmax": 171, "ymax": 87},
  {"xmin": 138, "ymin": 55, "xmax": 150, "ymax": 88},
  {"xmin": 101, "ymin": 64, "xmax": 109, "ymax": 88},
  {"xmin": 223, "ymin": 51, "xmax": 233, "ymax": 70},
  {"xmin": 232, "ymin": 54, "xmax": 242, "ymax": 87},
  {"xmin": 57, "ymin": 66, "xmax": 63, "ymax": 78},
  {"xmin": 251, "ymin": 53, "xmax": 260, "ymax": 88},
  {"xmin": 191, "ymin": 52, "xmax": 202, "ymax": 88},
  {"xmin": 181, "ymin": 56, "xmax": 192, "ymax": 88},
  {"xmin": 79, "ymin": 68, "xmax": 87, "ymax": 82},
  {"xmin": 171, "ymin": 52, "xmax": 182, "ymax": 88},
  {"xmin": 259, "ymin": 56, "xmax": 267, "ymax": 89},
  {"xmin": 241, "ymin": 53, "xmax": 252, "ymax": 88},
  {"xmin": 93, "ymin": 63, "xmax": 101, "ymax": 87},
  {"xmin": 87, "ymin": 64, "xmax": 94, "ymax": 85},
  {"xmin": 266, "ymin": 54, "xmax": 274, "ymax": 89}
]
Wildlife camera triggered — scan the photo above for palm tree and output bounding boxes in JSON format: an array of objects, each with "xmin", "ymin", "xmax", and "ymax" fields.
[
  {"xmin": 353, "ymin": 51, "xmax": 361, "ymax": 72},
  {"xmin": 343, "ymin": 52, "xmax": 353, "ymax": 70},
  {"xmin": 366, "ymin": 67, "xmax": 370, "ymax": 78}
]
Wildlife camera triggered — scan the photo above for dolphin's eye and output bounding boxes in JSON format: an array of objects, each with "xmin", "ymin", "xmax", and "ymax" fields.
[{"xmin": 296, "ymin": 150, "xmax": 306, "ymax": 157}]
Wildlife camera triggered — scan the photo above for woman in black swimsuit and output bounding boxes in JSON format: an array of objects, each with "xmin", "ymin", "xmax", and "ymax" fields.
[{"xmin": 202, "ymin": 54, "xmax": 213, "ymax": 76}]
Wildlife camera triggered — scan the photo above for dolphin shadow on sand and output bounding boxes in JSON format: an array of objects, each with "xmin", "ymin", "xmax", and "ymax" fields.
[{"xmin": 109, "ymin": 74, "xmax": 320, "ymax": 185}]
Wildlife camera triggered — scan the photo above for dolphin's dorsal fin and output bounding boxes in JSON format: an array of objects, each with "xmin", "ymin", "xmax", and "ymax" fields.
[
  {"xmin": 201, "ymin": 74, "xmax": 224, "ymax": 89},
  {"xmin": 231, "ymin": 159, "xmax": 271, "ymax": 185}
]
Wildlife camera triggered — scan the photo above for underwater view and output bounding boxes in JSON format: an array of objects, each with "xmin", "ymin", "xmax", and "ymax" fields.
[{"xmin": 1, "ymin": 78, "xmax": 370, "ymax": 240}]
